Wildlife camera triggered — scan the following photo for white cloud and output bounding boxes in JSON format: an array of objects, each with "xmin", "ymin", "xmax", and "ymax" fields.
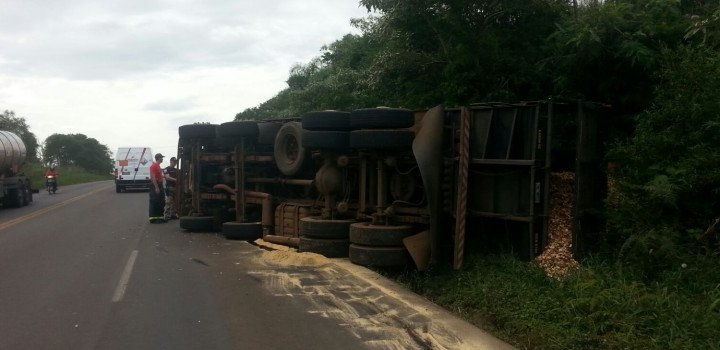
[{"xmin": 0, "ymin": 0, "xmax": 369, "ymax": 160}]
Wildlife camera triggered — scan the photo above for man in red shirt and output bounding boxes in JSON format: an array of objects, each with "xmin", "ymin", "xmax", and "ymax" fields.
[{"xmin": 149, "ymin": 153, "xmax": 166, "ymax": 223}]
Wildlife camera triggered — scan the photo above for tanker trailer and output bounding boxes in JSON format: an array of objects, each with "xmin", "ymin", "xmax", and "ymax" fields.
[{"xmin": 0, "ymin": 130, "xmax": 33, "ymax": 208}]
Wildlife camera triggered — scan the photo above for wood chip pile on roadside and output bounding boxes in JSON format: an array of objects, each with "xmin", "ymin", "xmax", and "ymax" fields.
[{"xmin": 535, "ymin": 172, "xmax": 579, "ymax": 279}]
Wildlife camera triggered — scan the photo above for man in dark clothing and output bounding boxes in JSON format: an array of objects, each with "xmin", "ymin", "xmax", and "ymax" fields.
[
  {"xmin": 163, "ymin": 157, "xmax": 178, "ymax": 220},
  {"xmin": 148, "ymin": 153, "xmax": 166, "ymax": 223}
]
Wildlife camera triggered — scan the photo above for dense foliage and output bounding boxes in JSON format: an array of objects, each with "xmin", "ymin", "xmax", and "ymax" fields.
[
  {"xmin": 0, "ymin": 110, "xmax": 39, "ymax": 161},
  {"xmin": 237, "ymin": 0, "xmax": 720, "ymax": 259},
  {"xmin": 43, "ymin": 133, "xmax": 113, "ymax": 175},
  {"xmin": 606, "ymin": 45, "xmax": 720, "ymax": 275},
  {"xmin": 236, "ymin": 1, "xmax": 708, "ymax": 119}
]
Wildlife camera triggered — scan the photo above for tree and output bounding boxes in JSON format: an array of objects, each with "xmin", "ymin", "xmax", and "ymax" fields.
[
  {"xmin": 43, "ymin": 134, "xmax": 113, "ymax": 174},
  {"xmin": 546, "ymin": 0, "xmax": 692, "ymax": 115},
  {"xmin": 357, "ymin": 0, "xmax": 570, "ymax": 105},
  {"xmin": 610, "ymin": 45, "xmax": 720, "ymax": 233},
  {"xmin": 0, "ymin": 110, "xmax": 40, "ymax": 162},
  {"xmin": 236, "ymin": 0, "xmax": 572, "ymax": 119}
]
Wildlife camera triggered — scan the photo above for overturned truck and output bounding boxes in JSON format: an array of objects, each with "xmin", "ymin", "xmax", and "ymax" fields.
[{"xmin": 175, "ymin": 99, "xmax": 606, "ymax": 269}]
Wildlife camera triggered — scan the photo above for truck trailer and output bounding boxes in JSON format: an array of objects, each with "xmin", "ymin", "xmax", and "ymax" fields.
[
  {"xmin": 0, "ymin": 130, "xmax": 34, "ymax": 208},
  {"xmin": 173, "ymin": 99, "xmax": 607, "ymax": 269}
]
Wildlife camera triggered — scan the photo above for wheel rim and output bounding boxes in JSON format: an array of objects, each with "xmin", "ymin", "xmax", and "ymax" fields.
[{"xmin": 284, "ymin": 134, "xmax": 299, "ymax": 164}]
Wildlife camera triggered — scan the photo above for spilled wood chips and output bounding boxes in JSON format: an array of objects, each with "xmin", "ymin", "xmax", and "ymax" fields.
[{"xmin": 535, "ymin": 172, "xmax": 580, "ymax": 279}]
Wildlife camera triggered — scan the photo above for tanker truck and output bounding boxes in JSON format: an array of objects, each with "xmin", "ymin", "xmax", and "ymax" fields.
[{"xmin": 0, "ymin": 130, "xmax": 34, "ymax": 208}]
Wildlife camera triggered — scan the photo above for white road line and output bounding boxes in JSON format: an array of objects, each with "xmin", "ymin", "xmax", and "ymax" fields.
[{"xmin": 112, "ymin": 250, "xmax": 139, "ymax": 303}]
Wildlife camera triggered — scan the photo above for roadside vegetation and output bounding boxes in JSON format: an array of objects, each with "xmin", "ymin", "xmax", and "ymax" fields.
[
  {"xmin": 25, "ymin": 163, "xmax": 111, "ymax": 190},
  {"xmin": 235, "ymin": 1, "xmax": 720, "ymax": 348},
  {"xmin": 382, "ymin": 252, "xmax": 720, "ymax": 349},
  {"xmin": 2, "ymin": 110, "xmax": 114, "ymax": 185}
]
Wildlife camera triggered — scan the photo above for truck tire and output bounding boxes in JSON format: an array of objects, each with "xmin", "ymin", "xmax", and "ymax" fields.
[
  {"xmin": 21, "ymin": 185, "xmax": 30, "ymax": 206},
  {"xmin": 299, "ymin": 217, "xmax": 355, "ymax": 239},
  {"xmin": 179, "ymin": 124, "xmax": 218, "ymax": 139},
  {"xmin": 298, "ymin": 237, "xmax": 350, "ymax": 258},
  {"xmin": 349, "ymin": 244, "xmax": 411, "ymax": 267},
  {"xmin": 217, "ymin": 121, "xmax": 259, "ymax": 138},
  {"xmin": 179, "ymin": 216, "xmax": 215, "ymax": 231},
  {"xmin": 223, "ymin": 222, "xmax": 262, "ymax": 240},
  {"xmin": 349, "ymin": 129, "xmax": 415, "ymax": 150},
  {"xmin": 301, "ymin": 131, "xmax": 349, "ymax": 150},
  {"xmin": 349, "ymin": 222, "xmax": 416, "ymax": 246},
  {"xmin": 350, "ymin": 108, "xmax": 414, "ymax": 129},
  {"xmin": 3, "ymin": 188, "xmax": 22, "ymax": 208},
  {"xmin": 274, "ymin": 122, "xmax": 307, "ymax": 176},
  {"xmin": 258, "ymin": 122, "xmax": 282, "ymax": 145},
  {"xmin": 302, "ymin": 111, "xmax": 351, "ymax": 131}
]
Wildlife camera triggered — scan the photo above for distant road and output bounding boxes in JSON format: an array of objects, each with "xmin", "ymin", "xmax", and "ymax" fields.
[{"xmin": 0, "ymin": 180, "xmax": 513, "ymax": 350}]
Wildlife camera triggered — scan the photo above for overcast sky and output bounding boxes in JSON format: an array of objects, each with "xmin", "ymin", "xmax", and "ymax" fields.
[{"xmin": 0, "ymin": 0, "xmax": 370, "ymax": 162}]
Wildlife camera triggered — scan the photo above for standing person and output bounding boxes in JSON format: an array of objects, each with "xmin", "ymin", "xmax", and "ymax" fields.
[
  {"xmin": 148, "ymin": 153, "xmax": 166, "ymax": 223},
  {"xmin": 163, "ymin": 156, "xmax": 179, "ymax": 220}
]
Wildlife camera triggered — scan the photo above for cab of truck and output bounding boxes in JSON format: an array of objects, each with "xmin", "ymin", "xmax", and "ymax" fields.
[{"xmin": 114, "ymin": 147, "xmax": 153, "ymax": 193}]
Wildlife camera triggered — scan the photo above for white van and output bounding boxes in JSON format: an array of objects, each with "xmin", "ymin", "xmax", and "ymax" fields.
[{"xmin": 113, "ymin": 147, "xmax": 153, "ymax": 193}]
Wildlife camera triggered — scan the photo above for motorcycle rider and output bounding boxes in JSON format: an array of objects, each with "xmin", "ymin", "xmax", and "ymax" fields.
[{"xmin": 45, "ymin": 166, "xmax": 59, "ymax": 192}]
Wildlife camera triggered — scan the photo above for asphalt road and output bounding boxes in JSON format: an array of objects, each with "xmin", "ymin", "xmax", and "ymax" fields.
[{"xmin": 0, "ymin": 181, "xmax": 513, "ymax": 350}]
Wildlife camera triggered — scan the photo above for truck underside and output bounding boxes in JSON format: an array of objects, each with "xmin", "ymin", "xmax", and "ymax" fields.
[
  {"xmin": 0, "ymin": 176, "xmax": 33, "ymax": 208},
  {"xmin": 174, "ymin": 99, "xmax": 606, "ymax": 269}
]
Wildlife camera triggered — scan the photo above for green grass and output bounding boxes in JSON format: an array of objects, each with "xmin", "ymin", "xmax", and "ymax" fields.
[
  {"xmin": 382, "ymin": 253, "xmax": 720, "ymax": 349},
  {"xmin": 23, "ymin": 163, "xmax": 112, "ymax": 190}
]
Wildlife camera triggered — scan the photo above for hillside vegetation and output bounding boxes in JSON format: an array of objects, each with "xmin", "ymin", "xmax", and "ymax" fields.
[{"xmin": 236, "ymin": 1, "xmax": 720, "ymax": 348}]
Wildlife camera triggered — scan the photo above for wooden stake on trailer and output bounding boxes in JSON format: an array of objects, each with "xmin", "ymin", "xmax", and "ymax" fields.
[{"xmin": 453, "ymin": 107, "xmax": 471, "ymax": 270}]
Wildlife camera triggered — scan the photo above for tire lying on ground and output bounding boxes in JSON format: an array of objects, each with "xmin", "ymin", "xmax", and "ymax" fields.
[
  {"xmin": 298, "ymin": 237, "xmax": 350, "ymax": 258},
  {"xmin": 179, "ymin": 216, "xmax": 216, "ymax": 232},
  {"xmin": 349, "ymin": 108, "xmax": 414, "ymax": 129},
  {"xmin": 222, "ymin": 221, "xmax": 262, "ymax": 240},
  {"xmin": 300, "ymin": 217, "xmax": 355, "ymax": 239},
  {"xmin": 349, "ymin": 244, "xmax": 411, "ymax": 267}
]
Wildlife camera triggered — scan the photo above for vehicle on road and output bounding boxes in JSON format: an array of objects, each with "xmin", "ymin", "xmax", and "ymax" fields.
[
  {"xmin": 46, "ymin": 175, "xmax": 57, "ymax": 194},
  {"xmin": 113, "ymin": 147, "xmax": 153, "ymax": 193},
  {"xmin": 0, "ymin": 130, "xmax": 34, "ymax": 208},
  {"xmin": 174, "ymin": 99, "xmax": 607, "ymax": 269}
]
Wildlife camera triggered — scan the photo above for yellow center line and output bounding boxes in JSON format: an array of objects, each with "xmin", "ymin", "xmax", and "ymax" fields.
[{"xmin": 0, "ymin": 185, "xmax": 113, "ymax": 231}]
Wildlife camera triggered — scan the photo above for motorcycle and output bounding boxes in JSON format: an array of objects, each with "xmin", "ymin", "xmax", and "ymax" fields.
[{"xmin": 46, "ymin": 175, "xmax": 57, "ymax": 194}]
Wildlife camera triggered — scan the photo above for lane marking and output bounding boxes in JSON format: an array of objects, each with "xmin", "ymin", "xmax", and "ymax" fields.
[
  {"xmin": 0, "ymin": 185, "xmax": 112, "ymax": 231},
  {"xmin": 112, "ymin": 250, "xmax": 139, "ymax": 302}
]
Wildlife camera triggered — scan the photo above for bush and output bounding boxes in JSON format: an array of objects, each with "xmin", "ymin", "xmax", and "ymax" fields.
[{"xmin": 608, "ymin": 46, "xmax": 720, "ymax": 261}]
